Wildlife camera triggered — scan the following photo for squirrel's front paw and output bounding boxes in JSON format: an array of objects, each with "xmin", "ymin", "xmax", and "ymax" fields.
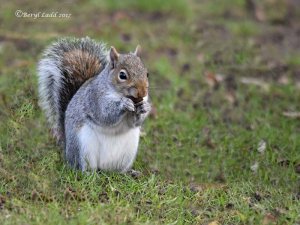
[
  {"xmin": 121, "ymin": 97, "xmax": 135, "ymax": 112},
  {"xmin": 136, "ymin": 101, "xmax": 151, "ymax": 114}
]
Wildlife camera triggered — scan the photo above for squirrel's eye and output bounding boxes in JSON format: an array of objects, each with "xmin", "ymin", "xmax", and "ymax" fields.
[
  {"xmin": 119, "ymin": 70, "xmax": 128, "ymax": 81},
  {"xmin": 147, "ymin": 72, "xmax": 149, "ymax": 78}
]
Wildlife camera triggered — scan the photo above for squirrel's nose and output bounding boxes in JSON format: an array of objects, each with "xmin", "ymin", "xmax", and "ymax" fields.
[
  {"xmin": 137, "ymin": 86, "xmax": 147, "ymax": 99},
  {"xmin": 129, "ymin": 86, "xmax": 147, "ymax": 99},
  {"xmin": 136, "ymin": 80, "xmax": 148, "ymax": 99}
]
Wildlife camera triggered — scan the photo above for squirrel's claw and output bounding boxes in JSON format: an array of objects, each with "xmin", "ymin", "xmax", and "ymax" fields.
[
  {"xmin": 136, "ymin": 101, "xmax": 151, "ymax": 114},
  {"xmin": 122, "ymin": 97, "xmax": 135, "ymax": 112}
]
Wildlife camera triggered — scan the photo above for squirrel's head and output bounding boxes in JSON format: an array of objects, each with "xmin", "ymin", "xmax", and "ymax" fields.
[{"xmin": 109, "ymin": 45, "xmax": 148, "ymax": 104}]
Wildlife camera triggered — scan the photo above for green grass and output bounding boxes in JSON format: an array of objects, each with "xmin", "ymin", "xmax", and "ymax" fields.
[{"xmin": 1, "ymin": 0, "xmax": 300, "ymax": 224}]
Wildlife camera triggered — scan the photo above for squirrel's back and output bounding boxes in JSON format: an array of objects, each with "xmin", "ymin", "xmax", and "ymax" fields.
[{"xmin": 37, "ymin": 37, "xmax": 108, "ymax": 144}]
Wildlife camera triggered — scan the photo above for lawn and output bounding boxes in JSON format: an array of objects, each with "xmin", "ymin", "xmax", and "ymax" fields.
[{"xmin": 0, "ymin": 0, "xmax": 300, "ymax": 224}]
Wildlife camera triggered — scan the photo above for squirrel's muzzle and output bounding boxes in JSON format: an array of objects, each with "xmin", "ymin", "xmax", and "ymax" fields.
[{"xmin": 128, "ymin": 83, "xmax": 148, "ymax": 103}]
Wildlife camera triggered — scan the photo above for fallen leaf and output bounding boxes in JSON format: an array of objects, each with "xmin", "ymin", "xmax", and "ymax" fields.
[
  {"xmin": 196, "ymin": 53, "xmax": 204, "ymax": 63},
  {"xmin": 204, "ymin": 72, "xmax": 227, "ymax": 89},
  {"xmin": 112, "ymin": 11, "xmax": 130, "ymax": 22},
  {"xmin": 278, "ymin": 75, "xmax": 289, "ymax": 85},
  {"xmin": 205, "ymin": 72, "xmax": 220, "ymax": 89},
  {"xmin": 257, "ymin": 140, "xmax": 266, "ymax": 153},
  {"xmin": 208, "ymin": 221, "xmax": 219, "ymax": 225},
  {"xmin": 255, "ymin": 6, "xmax": 266, "ymax": 22},
  {"xmin": 245, "ymin": 0, "xmax": 266, "ymax": 21},
  {"xmin": 240, "ymin": 77, "xmax": 270, "ymax": 91},
  {"xmin": 251, "ymin": 162, "xmax": 259, "ymax": 172},
  {"xmin": 262, "ymin": 213, "xmax": 277, "ymax": 225},
  {"xmin": 225, "ymin": 90, "xmax": 237, "ymax": 105},
  {"xmin": 282, "ymin": 111, "xmax": 300, "ymax": 118}
]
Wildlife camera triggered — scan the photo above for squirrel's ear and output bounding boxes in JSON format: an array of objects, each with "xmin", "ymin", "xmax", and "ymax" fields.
[
  {"xmin": 110, "ymin": 46, "xmax": 119, "ymax": 68},
  {"xmin": 134, "ymin": 45, "xmax": 142, "ymax": 57}
]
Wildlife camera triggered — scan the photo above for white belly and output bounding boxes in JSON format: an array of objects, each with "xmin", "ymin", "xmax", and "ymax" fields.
[{"xmin": 78, "ymin": 124, "xmax": 140, "ymax": 172}]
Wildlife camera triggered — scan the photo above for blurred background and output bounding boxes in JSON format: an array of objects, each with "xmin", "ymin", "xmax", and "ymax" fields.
[
  {"xmin": 2, "ymin": 0, "xmax": 300, "ymax": 183},
  {"xmin": 1, "ymin": 0, "xmax": 300, "ymax": 185},
  {"xmin": 0, "ymin": 0, "xmax": 300, "ymax": 223}
]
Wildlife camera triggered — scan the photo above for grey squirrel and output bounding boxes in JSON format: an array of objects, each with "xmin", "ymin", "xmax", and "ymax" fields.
[{"xmin": 37, "ymin": 37, "xmax": 151, "ymax": 172}]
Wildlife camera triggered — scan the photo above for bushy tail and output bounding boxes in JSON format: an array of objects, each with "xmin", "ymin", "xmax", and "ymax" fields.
[{"xmin": 37, "ymin": 37, "xmax": 108, "ymax": 144}]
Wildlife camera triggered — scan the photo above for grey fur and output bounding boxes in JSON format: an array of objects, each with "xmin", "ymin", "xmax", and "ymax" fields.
[
  {"xmin": 37, "ymin": 37, "xmax": 150, "ymax": 171},
  {"xmin": 38, "ymin": 37, "xmax": 108, "ymax": 143},
  {"xmin": 64, "ymin": 65, "xmax": 150, "ymax": 170}
]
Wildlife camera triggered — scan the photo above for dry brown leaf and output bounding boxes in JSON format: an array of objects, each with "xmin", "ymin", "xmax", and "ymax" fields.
[
  {"xmin": 12, "ymin": 60, "xmax": 32, "ymax": 68},
  {"xmin": 205, "ymin": 72, "xmax": 219, "ymax": 89},
  {"xmin": 240, "ymin": 77, "xmax": 270, "ymax": 91},
  {"xmin": 196, "ymin": 53, "xmax": 205, "ymax": 63},
  {"xmin": 113, "ymin": 11, "xmax": 130, "ymax": 22},
  {"xmin": 208, "ymin": 221, "xmax": 219, "ymax": 225},
  {"xmin": 278, "ymin": 75, "xmax": 289, "ymax": 85},
  {"xmin": 255, "ymin": 5, "xmax": 266, "ymax": 22},
  {"xmin": 245, "ymin": 0, "xmax": 266, "ymax": 21},
  {"xmin": 282, "ymin": 112, "xmax": 300, "ymax": 118},
  {"xmin": 204, "ymin": 72, "xmax": 226, "ymax": 89},
  {"xmin": 215, "ymin": 74, "xmax": 225, "ymax": 82},
  {"xmin": 225, "ymin": 91, "xmax": 237, "ymax": 105},
  {"xmin": 262, "ymin": 213, "xmax": 277, "ymax": 225}
]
